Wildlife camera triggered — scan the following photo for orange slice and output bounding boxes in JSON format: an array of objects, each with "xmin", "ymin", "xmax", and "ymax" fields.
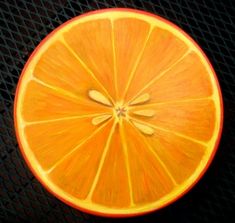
[{"xmin": 14, "ymin": 9, "xmax": 223, "ymax": 217}]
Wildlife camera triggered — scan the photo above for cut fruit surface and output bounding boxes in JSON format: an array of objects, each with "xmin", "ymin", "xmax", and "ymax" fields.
[{"xmin": 14, "ymin": 9, "xmax": 223, "ymax": 217}]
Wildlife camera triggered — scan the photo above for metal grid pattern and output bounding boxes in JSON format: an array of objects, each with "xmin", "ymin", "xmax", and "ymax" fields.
[{"xmin": 0, "ymin": 0, "xmax": 235, "ymax": 222}]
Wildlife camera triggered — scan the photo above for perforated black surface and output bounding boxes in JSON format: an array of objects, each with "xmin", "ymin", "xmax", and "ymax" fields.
[{"xmin": 0, "ymin": 0, "xmax": 235, "ymax": 222}]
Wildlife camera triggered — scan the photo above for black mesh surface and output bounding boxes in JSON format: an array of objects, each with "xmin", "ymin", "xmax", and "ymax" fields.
[{"xmin": 0, "ymin": 0, "xmax": 235, "ymax": 222}]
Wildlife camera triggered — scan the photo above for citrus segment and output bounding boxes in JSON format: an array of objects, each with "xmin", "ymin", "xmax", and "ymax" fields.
[
  {"xmin": 113, "ymin": 18, "xmax": 150, "ymax": 99},
  {"xmin": 130, "ymin": 100, "xmax": 216, "ymax": 141},
  {"xmin": 25, "ymin": 117, "xmax": 106, "ymax": 170},
  {"xmin": 92, "ymin": 124, "xmax": 130, "ymax": 207},
  {"xmin": 14, "ymin": 9, "xmax": 223, "ymax": 217},
  {"xmin": 125, "ymin": 26, "xmax": 188, "ymax": 101},
  {"xmin": 128, "ymin": 52, "xmax": 213, "ymax": 104},
  {"xmin": 123, "ymin": 120, "xmax": 175, "ymax": 204},
  {"xmin": 145, "ymin": 130, "xmax": 206, "ymax": 184},
  {"xmin": 48, "ymin": 120, "xmax": 113, "ymax": 199},
  {"xmin": 34, "ymin": 41, "xmax": 106, "ymax": 98},
  {"xmin": 22, "ymin": 81, "xmax": 111, "ymax": 122},
  {"xmin": 63, "ymin": 19, "xmax": 116, "ymax": 100}
]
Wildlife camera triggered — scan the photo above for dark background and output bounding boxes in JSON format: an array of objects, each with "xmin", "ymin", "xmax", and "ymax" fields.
[{"xmin": 0, "ymin": 0, "xmax": 235, "ymax": 222}]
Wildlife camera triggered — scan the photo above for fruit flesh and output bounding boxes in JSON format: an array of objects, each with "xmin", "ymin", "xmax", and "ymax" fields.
[{"xmin": 14, "ymin": 9, "xmax": 223, "ymax": 216}]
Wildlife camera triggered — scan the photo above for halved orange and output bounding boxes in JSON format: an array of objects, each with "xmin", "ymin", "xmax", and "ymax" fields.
[{"xmin": 14, "ymin": 9, "xmax": 223, "ymax": 217}]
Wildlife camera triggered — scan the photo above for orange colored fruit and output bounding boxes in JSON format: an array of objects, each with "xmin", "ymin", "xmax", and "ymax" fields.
[{"xmin": 14, "ymin": 9, "xmax": 223, "ymax": 217}]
